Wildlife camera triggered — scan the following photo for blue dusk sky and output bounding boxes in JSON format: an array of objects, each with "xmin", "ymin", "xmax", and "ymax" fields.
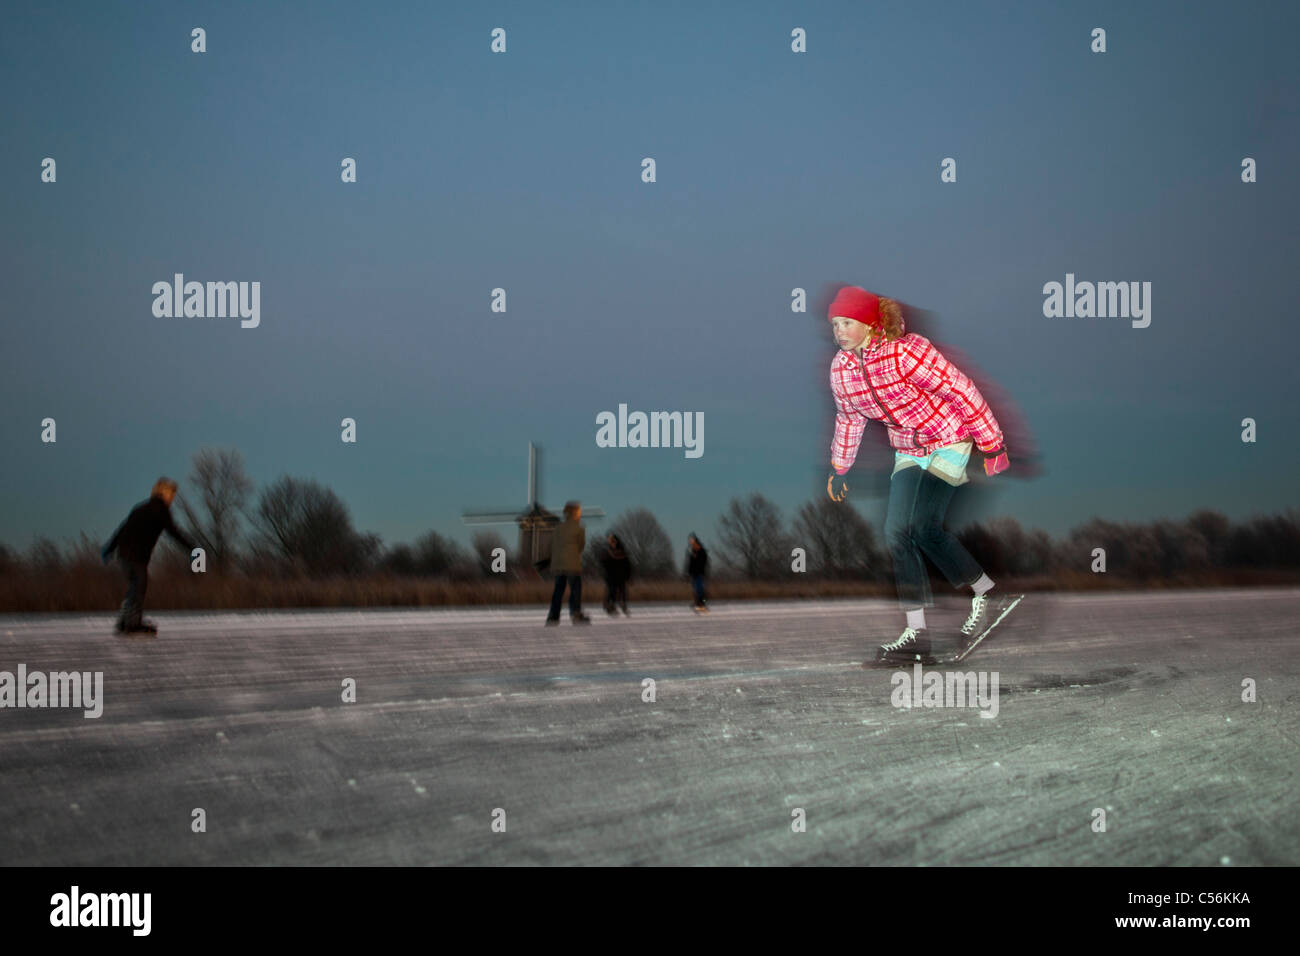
[{"xmin": 2, "ymin": 0, "xmax": 1297, "ymax": 559}]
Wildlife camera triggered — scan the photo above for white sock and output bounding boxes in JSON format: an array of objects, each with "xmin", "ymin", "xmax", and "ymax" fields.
[
  {"xmin": 971, "ymin": 573, "xmax": 994, "ymax": 597},
  {"xmin": 906, "ymin": 607, "xmax": 926, "ymax": 631}
]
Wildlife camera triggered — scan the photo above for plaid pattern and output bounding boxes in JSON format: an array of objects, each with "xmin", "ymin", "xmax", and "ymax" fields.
[{"xmin": 831, "ymin": 334, "xmax": 1004, "ymax": 472}]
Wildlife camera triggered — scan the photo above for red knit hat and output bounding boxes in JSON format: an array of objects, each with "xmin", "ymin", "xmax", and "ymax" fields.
[{"xmin": 828, "ymin": 286, "xmax": 881, "ymax": 327}]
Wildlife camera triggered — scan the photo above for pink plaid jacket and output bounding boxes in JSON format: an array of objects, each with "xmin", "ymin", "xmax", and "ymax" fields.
[{"xmin": 830, "ymin": 333, "xmax": 1004, "ymax": 472}]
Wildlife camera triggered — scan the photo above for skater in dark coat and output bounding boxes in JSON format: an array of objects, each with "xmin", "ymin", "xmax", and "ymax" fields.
[
  {"xmin": 826, "ymin": 286, "xmax": 1015, "ymax": 665},
  {"xmin": 101, "ymin": 477, "xmax": 196, "ymax": 635},
  {"xmin": 600, "ymin": 534, "xmax": 632, "ymax": 616},
  {"xmin": 685, "ymin": 534, "xmax": 709, "ymax": 612},
  {"xmin": 546, "ymin": 501, "xmax": 591, "ymax": 626}
]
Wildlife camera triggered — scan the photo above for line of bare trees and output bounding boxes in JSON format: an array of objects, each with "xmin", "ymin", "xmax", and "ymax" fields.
[
  {"xmin": 2, "ymin": 448, "xmax": 1299, "ymax": 582},
  {"xmin": 705, "ymin": 495, "xmax": 1300, "ymax": 580}
]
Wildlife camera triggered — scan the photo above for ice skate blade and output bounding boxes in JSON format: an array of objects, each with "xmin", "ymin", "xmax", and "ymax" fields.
[
  {"xmin": 865, "ymin": 652, "xmax": 939, "ymax": 669},
  {"xmin": 941, "ymin": 594, "xmax": 1024, "ymax": 664}
]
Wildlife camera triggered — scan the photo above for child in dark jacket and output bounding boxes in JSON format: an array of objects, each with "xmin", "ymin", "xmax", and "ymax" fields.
[
  {"xmin": 601, "ymin": 534, "xmax": 632, "ymax": 616},
  {"xmin": 685, "ymin": 533, "xmax": 709, "ymax": 612},
  {"xmin": 101, "ymin": 477, "xmax": 196, "ymax": 635}
]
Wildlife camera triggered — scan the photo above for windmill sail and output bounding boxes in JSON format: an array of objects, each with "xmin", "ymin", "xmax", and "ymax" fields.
[{"xmin": 460, "ymin": 443, "xmax": 604, "ymax": 571}]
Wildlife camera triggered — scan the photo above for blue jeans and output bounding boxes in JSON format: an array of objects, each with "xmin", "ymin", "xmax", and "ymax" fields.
[
  {"xmin": 884, "ymin": 465, "xmax": 983, "ymax": 611},
  {"xmin": 548, "ymin": 575, "xmax": 583, "ymax": 620},
  {"xmin": 690, "ymin": 575, "xmax": 707, "ymax": 606}
]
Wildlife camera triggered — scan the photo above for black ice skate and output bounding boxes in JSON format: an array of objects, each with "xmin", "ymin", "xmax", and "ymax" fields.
[{"xmin": 871, "ymin": 627, "xmax": 938, "ymax": 667}]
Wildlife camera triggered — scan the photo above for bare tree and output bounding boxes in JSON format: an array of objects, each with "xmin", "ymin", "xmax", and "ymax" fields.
[
  {"xmin": 381, "ymin": 543, "xmax": 417, "ymax": 576},
  {"xmin": 1065, "ymin": 517, "xmax": 1168, "ymax": 576},
  {"xmin": 1228, "ymin": 511, "xmax": 1300, "ymax": 568},
  {"xmin": 978, "ymin": 517, "xmax": 1056, "ymax": 576},
  {"xmin": 1119, "ymin": 522, "xmax": 1164, "ymax": 577},
  {"xmin": 715, "ymin": 494, "xmax": 790, "ymax": 579},
  {"xmin": 251, "ymin": 476, "xmax": 374, "ymax": 575},
  {"xmin": 471, "ymin": 530, "xmax": 507, "ymax": 576},
  {"xmin": 412, "ymin": 530, "xmax": 470, "ymax": 575},
  {"xmin": 177, "ymin": 447, "xmax": 253, "ymax": 572},
  {"xmin": 1023, "ymin": 527, "xmax": 1059, "ymax": 574},
  {"xmin": 609, "ymin": 508, "xmax": 673, "ymax": 577},
  {"xmin": 1187, "ymin": 510, "xmax": 1230, "ymax": 567},
  {"xmin": 1152, "ymin": 518, "xmax": 1209, "ymax": 573},
  {"xmin": 1065, "ymin": 518, "xmax": 1128, "ymax": 574},
  {"xmin": 792, "ymin": 498, "xmax": 885, "ymax": 578},
  {"xmin": 583, "ymin": 533, "xmax": 607, "ymax": 574}
]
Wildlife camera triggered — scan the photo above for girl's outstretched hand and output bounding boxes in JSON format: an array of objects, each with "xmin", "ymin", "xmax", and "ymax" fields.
[
  {"xmin": 984, "ymin": 448, "xmax": 1010, "ymax": 477},
  {"xmin": 827, "ymin": 471, "xmax": 848, "ymax": 501}
]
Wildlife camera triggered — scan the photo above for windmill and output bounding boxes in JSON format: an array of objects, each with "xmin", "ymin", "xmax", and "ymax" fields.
[{"xmin": 461, "ymin": 443, "xmax": 605, "ymax": 571}]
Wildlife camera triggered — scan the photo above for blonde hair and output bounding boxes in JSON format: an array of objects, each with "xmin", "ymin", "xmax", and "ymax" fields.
[{"xmin": 152, "ymin": 477, "xmax": 178, "ymax": 498}]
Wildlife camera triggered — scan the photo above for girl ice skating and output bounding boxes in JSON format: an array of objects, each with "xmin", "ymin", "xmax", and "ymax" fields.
[{"xmin": 825, "ymin": 286, "xmax": 1019, "ymax": 665}]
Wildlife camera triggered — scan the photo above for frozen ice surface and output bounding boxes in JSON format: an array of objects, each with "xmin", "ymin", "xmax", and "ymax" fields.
[{"xmin": 0, "ymin": 589, "xmax": 1296, "ymax": 865}]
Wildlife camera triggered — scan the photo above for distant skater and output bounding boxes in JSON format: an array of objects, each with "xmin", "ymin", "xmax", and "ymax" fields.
[
  {"xmin": 101, "ymin": 477, "xmax": 196, "ymax": 636},
  {"xmin": 825, "ymin": 286, "xmax": 1015, "ymax": 664},
  {"xmin": 546, "ymin": 501, "xmax": 591, "ymax": 626},
  {"xmin": 685, "ymin": 533, "xmax": 709, "ymax": 613},
  {"xmin": 601, "ymin": 533, "xmax": 632, "ymax": 616}
]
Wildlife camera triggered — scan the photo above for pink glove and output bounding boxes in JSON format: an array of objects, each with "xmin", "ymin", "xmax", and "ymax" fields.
[{"xmin": 983, "ymin": 448, "xmax": 1009, "ymax": 477}]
